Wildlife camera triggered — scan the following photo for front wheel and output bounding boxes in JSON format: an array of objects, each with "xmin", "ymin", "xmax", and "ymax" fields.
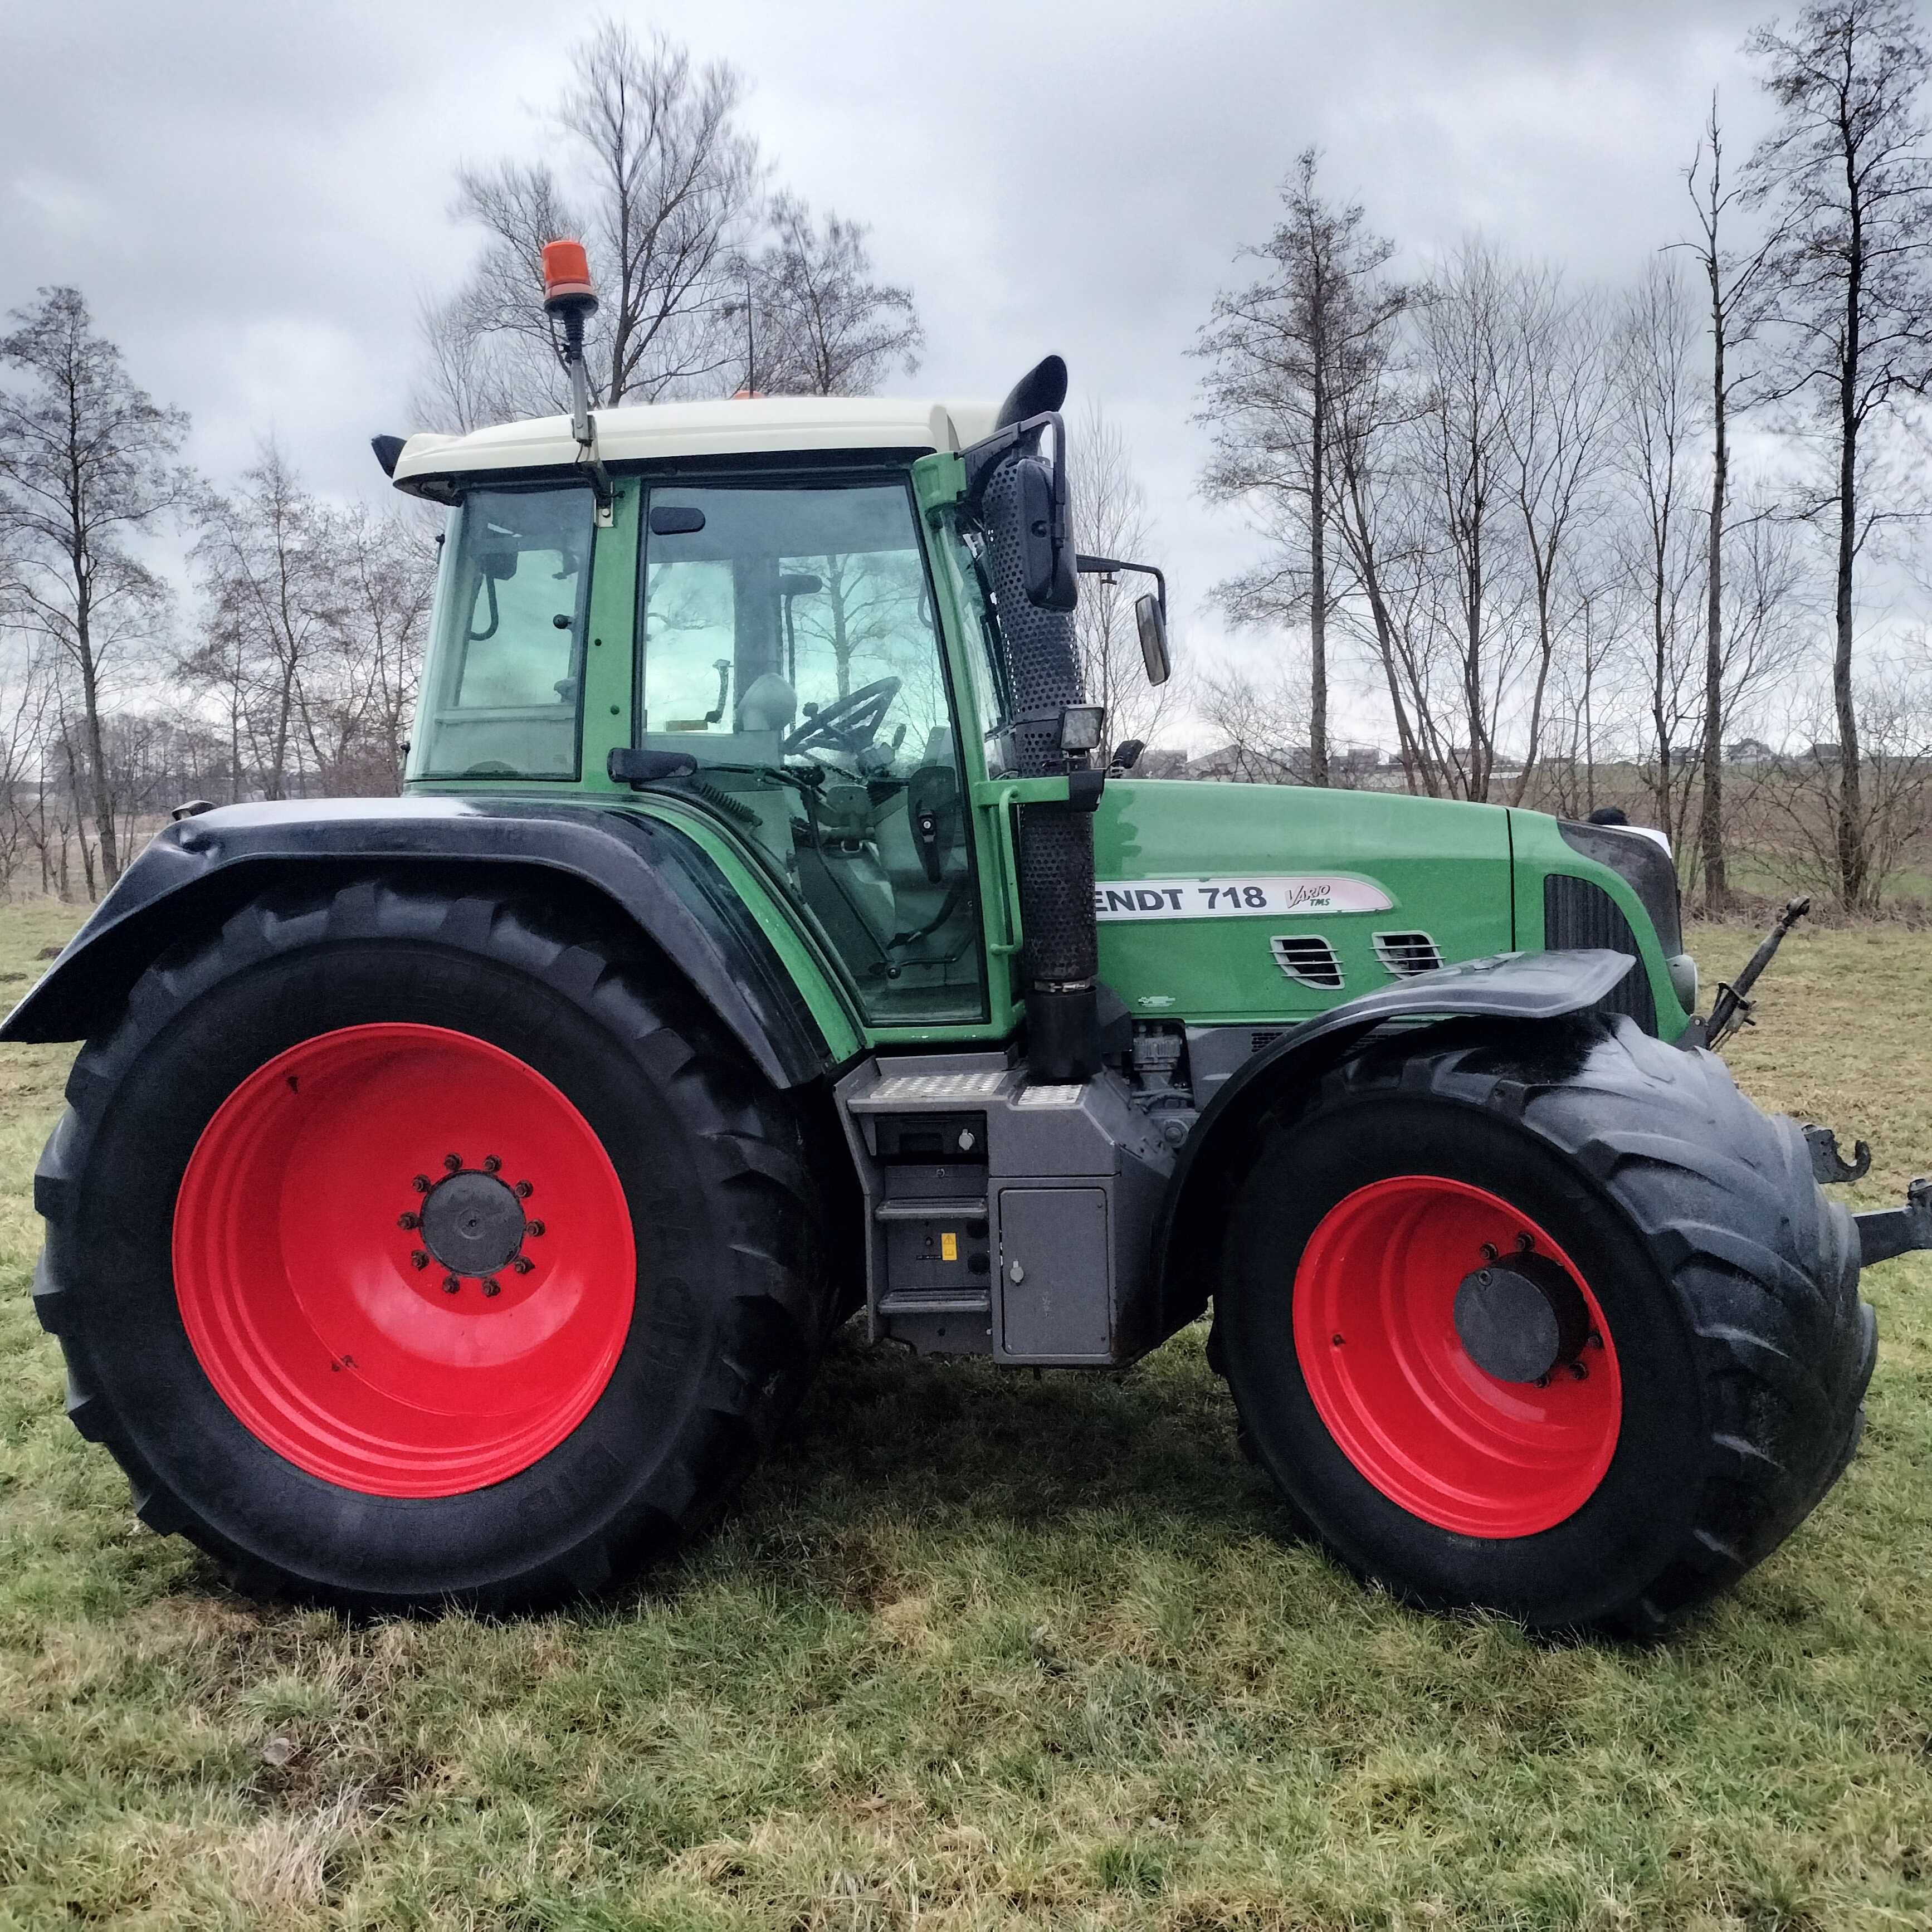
[
  {"xmin": 1214, "ymin": 1016, "xmax": 1876, "ymax": 1633},
  {"xmin": 32, "ymin": 876, "xmax": 831, "ymax": 1612}
]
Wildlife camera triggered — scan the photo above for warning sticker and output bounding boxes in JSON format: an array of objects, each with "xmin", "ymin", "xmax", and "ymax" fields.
[{"xmin": 1093, "ymin": 875, "xmax": 1394, "ymax": 921}]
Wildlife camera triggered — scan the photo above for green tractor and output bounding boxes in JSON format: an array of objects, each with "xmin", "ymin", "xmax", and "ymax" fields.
[{"xmin": 11, "ymin": 245, "xmax": 1926, "ymax": 1633}]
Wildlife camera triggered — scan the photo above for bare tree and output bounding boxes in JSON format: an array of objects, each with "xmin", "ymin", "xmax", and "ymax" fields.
[
  {"xmin": 1745, "ymin": 0, "xmax": 1932, "ymax": 909},
  {"xmin": 0, "ymin": 286, "xmax": 193, "ymax": 885},
  {"xmin": 1068, "ymin": 402, "xmax": 1175, "ymax": 764},
  {"xmin": 1407, "ymin": 240, "xmax": 1540, "ymax": 802},
  {"xmin": 420, "ymin": 23, "xmax": 762, "ymax": 427},
  {"xmin": 188, "ymin": 445, "xmax": 344, "ymax": 801},
  {"xmin": 738, "ymin": 195, "xmax": 923, "ymax": 397},
  {"xmin": 1194, "ymin": 661, "xmax": 1312, "ymax": 782},
  {"xmin": 1680, "ymin": 96, "xmax": 1781, "ymax": 912},
  {"xmin": 1759, "ymin": 649, "xmax": 1932, "ymax": 900},
  {"xmin": 1197, "ymin": 149, "xmax": 1406, "ymax": 786},
  {"xmin": 1611, "ymin": 260, "xmax": 1707, "ymax": 836},
  {"xmin": 1499, "ymin": 267, "xmax": 1614, "ymax": 803},
  {"xmin": 301, "ymin": 508, "xmax": 436, "ymax": 793}
]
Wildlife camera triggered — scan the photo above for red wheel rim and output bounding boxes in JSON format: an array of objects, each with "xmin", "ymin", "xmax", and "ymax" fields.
[
  {"xmin": 1292, "ymin": 1176, "xmax": 1621, "ymax": 1537},
  {"xmin": 173, "ymin": 1023, "xmax": 636, "ymax": 1497}
]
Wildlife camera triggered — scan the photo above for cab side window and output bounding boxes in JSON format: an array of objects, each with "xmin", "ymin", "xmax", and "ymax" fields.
[{"xmin": 409, "ymin": 485, "xmax": 592, "ymax": 781}]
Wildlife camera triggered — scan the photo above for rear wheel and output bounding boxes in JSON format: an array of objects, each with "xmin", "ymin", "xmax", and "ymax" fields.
[
  {"xmin": 1215, "ymin": 1016, "xmax": 1876, "ymax": 1632},
  {"xmin": 32, "ymin": 875, "xmax": 831, "ymax": 1612}
]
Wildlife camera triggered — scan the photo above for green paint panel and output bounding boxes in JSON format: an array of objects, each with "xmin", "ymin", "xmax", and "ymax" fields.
[{"xmin": 1092, "ymin": 779, "xmax": 1516, "ymax": 1022}]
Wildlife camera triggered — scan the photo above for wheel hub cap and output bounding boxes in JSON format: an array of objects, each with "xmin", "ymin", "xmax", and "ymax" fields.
[
  {"xmin": 419, "ymin": 1170, "xmax": 528, "ymax": 1277},
  {"xmin": 1452, "ymin": 1252, "xmax": 1591, "ymax": 1384}
]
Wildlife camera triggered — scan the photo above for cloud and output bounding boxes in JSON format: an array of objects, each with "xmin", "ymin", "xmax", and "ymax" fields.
[{"xmin": 2, "ymin": 0, "xmax": 1779, "ymax": 743}]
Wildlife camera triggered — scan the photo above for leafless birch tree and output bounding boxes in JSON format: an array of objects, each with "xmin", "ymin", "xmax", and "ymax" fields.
[
  {"xmin": 1745, "ymin": 0, "xmax": 1932, "ymax": 910},
  {"xmin": 1196, "ymin": 149, "xmax": 1406, "ymax": 786},
  {"xmin": 0, "ymin": 286, "xmax": 194, "ymax": 885},
  {"xmin": 419, "ymin": 24, "xmax": 762, "ymax": 427}
]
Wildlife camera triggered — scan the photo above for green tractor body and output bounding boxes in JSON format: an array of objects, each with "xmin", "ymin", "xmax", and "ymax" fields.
[{"xmin": 7, "ymin": 329, "xmax": 1922, "ymax": 1631}]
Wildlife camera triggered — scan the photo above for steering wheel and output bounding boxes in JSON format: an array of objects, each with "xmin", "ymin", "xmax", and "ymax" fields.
[{"xmin": 782, "ymin": 676, "xmax": 901, "ymax": 757}]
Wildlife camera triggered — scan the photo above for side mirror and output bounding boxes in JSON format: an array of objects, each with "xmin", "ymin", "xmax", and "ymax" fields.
[
  {"xmin": 1018, "ymin": 458, "xmax": 1076, "ymax": 611},
  {"xmin": 1135, "ymin": 592, "xmax": 1170, "ymax": 685}
]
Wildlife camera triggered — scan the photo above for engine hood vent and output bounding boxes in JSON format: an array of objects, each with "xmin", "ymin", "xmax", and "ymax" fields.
[
  {"xmin": 1375, "ymin": 931, "xmax": 1443, "ymax": 978},
  {"xmin": 1271, "ymin": 934, "xmax": 1343, "ymax": 989}
]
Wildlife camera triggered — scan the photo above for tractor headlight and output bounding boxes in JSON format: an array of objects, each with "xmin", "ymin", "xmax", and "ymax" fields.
[
  {"xmin": 1060, "ymin": 704, "xmax": 1106, "ymax": 754},
  {"xmin": 1668, "ymin": 952, "xmax": 1698, "ymax": 1012}
]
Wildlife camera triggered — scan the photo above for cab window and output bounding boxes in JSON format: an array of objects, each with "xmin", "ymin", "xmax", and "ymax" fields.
[
  {"xmin": 409, "ymin": 485, "xmax": 592, "ymax": 781},
  {"xmin": 639, "ymin": 479, "xmax": 984, "ymax": 1023}
]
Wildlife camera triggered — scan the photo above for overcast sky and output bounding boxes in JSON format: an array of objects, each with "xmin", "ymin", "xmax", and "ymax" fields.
[{"xmin": 2, "ymin": 0, "xmax": 1787, "ymax": 741}]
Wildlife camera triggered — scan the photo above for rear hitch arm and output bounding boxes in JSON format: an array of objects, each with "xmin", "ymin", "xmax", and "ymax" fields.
[
  {"xmin": 1706, "ymin": 895, "xmax": 1810, "ymax": 1050},
  {"xmin": 1856, "ymin": 1178, "xmax": 1932, "ymax": 1267}
]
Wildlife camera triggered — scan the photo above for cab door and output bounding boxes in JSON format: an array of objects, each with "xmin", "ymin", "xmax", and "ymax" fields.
[{"xmin": 636, "ymin": 470, "xmax": 992, "ymax": 1030}]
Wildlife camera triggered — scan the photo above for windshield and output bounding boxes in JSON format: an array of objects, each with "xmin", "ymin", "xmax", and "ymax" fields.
[
  {"xmin": 638, "ymin": 479, "xmax": 984, "ymax": 1023},
  {"xmin": 408, "ymin": 484, "xmax": 593, "ymax": 782}
]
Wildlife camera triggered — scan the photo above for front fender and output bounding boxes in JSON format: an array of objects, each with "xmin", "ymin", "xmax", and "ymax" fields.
[
  {"xmin": 1152, "ymin": 948, "xmax": 1640, "ymax": 1338},
  {"xmin": 1, "ymin": 797, "xmax": 838, "ymax": 1089}
]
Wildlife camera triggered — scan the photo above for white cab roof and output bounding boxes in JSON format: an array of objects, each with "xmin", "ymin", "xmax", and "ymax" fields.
[{"xmin": 392, "ymin": 395, "xmax": 1003, "ymax": 494}]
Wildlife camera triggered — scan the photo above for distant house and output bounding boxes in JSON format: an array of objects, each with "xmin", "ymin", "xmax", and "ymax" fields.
[{"xmin": 1726, "ymin": 737, "xmax": 1775, "ymax": 764}]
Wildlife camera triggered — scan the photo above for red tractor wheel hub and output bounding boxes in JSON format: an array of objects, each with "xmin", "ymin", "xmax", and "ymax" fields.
[
  {"xmin": 1293, "ymin": 1175, "xmax": 1621, "ymax": 1537},
  {"xmin": 173, "ymin": 1023, "xmax": 635, "ymax": 1497}
]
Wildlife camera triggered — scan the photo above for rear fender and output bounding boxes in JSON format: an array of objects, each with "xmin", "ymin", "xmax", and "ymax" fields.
[
  {"xmin": 1153, "ymin": 948, "xmax": 1641, "ymax": 1338},
  {"xmin": 0, "ymin": 797, "xmax": 843, "ymax": 1088}
]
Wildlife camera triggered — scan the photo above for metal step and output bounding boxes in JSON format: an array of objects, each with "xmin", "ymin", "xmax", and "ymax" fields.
[
  {"xmin": 846, "ymin": 1066, "xmax": 1016, "ymax": 1113},
  {"xmin": 872, "ymin": 1196, "xmax": 988, "ymax": 1222},
  {"xmin": 876, "ymin": 1290, "xmax": 992, "ymax": 1317}
]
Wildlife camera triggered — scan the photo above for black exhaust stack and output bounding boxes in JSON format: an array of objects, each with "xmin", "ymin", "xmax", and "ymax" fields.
[{"xmin": 967, "ymin": 357, "xmax": 1100, "ymax": 1084}]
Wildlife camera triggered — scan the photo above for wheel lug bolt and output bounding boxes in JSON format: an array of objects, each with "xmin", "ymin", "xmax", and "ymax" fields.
[
  {"xmin": 1535, "ymin": 1373, "xmax": 1550, "ymax": 1388},
  {"xmin": 1569, "ymin": 1360, "xmax": 1589, "ymax": 1381},
  {"xmin": 1516, "ymin": 1233, "xmax": 1535, "ymax": 1253},
  {"xmin": 481, "ymin": 1278, "xmax": 501, "ymax": 1298},
  {"xmin": 443, "ymin": 1153, "xmax": 463, "ymax": 1173},
  {"xmin": 411, "ymin": 1250, "xmax": 429, "ymax": 1270},
  {"xmin": 1480, "ymin": 1243, "xmax": 1499, "ymax": 1262},
  {"xmin": 1587, "ymin": 1331, "xmax": 1604, "ymax": 1350},
  {"xmin": 442, "ymin": 1275, "xmax": 461, "ymax": 1295},
  {"xmin": 526, "ymin": 1219, "xmax": 545, "ymax": 1238},
  {"xmin": 515, "ymin": 1180, "xmax": 534, "ymax": 1199},
  {"xmin": 412, "ymin": 1174, "xmax": 431, "ymax": 1193},
  {"xmin": 511, "ymin": 1256, "xmax": 534, "ymax": 1275},
  {"xmin": 398, "ymin": 1211, "xmax": 419, "ymax": 1231},
  {"xmin": 483, "ymin": 1155, "xmax": 502, "ymax": 1174}
]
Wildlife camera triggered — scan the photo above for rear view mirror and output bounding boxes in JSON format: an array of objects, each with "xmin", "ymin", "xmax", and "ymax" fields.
[
  {"xmin": 1135, "ymin": 593, "xmax": 1170, "ymax": 686},
  {"xmin": 649, "ymin": 504, "xmax": 706, "ymax": 535},
  {"xmin": 1018, "ymin": 458, "xmax": 1077, "ymax": 611}
]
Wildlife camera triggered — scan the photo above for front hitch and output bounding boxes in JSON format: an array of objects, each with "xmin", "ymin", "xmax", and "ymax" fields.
[{"xmin": 1856, "ymin": 1179, "xmax": 1932, "ymax": 1267}]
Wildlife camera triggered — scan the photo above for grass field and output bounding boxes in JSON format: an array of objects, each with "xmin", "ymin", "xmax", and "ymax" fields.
[{"xmin": 0, "ymin": 904, "xmax": 1928, "ymax": 1930}]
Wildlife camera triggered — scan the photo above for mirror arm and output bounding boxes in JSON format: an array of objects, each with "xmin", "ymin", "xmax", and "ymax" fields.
[{"xmin": 1075, "ymin": 554, "xmax": 1167, "ymax": 622}]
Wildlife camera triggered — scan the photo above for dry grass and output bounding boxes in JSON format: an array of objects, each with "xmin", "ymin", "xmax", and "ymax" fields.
[{"xmin": 0, "ymin": 904, "xmax": 1928, "ymax": 1929}]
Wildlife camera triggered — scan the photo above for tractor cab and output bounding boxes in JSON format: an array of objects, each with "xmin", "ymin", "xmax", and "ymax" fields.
[{"xmin": 397, "ymin": 436, "xmax": 1004, "ymax": 1023}]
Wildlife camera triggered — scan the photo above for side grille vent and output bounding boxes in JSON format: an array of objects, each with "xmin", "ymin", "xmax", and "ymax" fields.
[
  {"xmin": 1271, "ymin": 934, "xmax": 1343, "ymax": 989},
  {"xmin": 1543, "ymin": 874, "xmax": 1657, "ymax": 1033},
  {"xmin": 1374, "ymin": 931, "xmax": 1443, "ymax": 978}
]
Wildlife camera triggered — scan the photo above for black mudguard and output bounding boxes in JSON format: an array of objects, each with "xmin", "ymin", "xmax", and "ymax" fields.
[
  {"xmin": 1152, "ymin": 948, "xmax": 1642, "ymax": 1339},
  {"xmin": 0, "ymin": 797, "xmax": 833, "ymax": 1089}
]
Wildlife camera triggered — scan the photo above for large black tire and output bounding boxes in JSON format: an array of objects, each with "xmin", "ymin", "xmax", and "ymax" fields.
[
  {"xmin": 31, "ymin": 873, "xmax": 832, "ymax": 1613},
  {"xmin": 1213, "ymin": 1013, "xmax": 1877, "ymax": 1633}
]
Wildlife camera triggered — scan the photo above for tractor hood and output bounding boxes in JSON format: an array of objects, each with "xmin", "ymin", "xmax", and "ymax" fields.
[{"xmin": 1090, "ymin": 780, "xmax": 1517, "ymax": 1026}]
